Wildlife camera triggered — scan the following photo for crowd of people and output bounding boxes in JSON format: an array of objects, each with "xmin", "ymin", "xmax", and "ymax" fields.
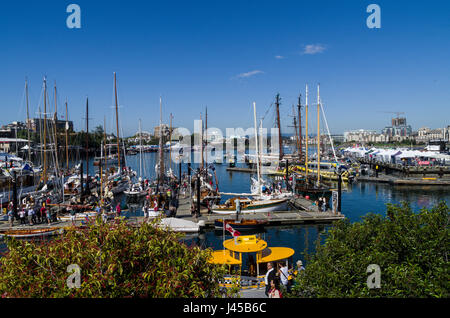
[
  {"xmin": 5, "ymin": 195, "xmax": 56, "ymax": 228},
  {"xmin": 264, "ymin": 260, "xmax": 306, "ymax": 298}
]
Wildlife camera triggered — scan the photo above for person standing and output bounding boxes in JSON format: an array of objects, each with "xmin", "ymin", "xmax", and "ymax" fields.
[
  {"xmin": 8, "ymin": 209, "xmax": 14, "ymax": 228},
  {"xmin": 115, "ymin": 203, "xmax": 121, "ymax": 218},
  {"xmin": 46, "ymin": 205, "xmax": 52, "ymax": 225},
  {"xmin": 28, "ymin": 206, "xmax": 34, "ymax": 225},
  {"xmin": 19, "ymin": 208, "xmax": 26, "ymax": 225},
  {"xmin": 69, "ymin": 208, "xmax": 76, "ymax": 226},
  {"xmin": 296, "ymin": 260, "xmax": 305, "ymax": 273},
  {"xmin": 40, "ymin": 203, "xmax": 47, "ymax": 224},
  {"xmin": 264, "ymin": 262, "xmax": 276, "ymax": 297}
]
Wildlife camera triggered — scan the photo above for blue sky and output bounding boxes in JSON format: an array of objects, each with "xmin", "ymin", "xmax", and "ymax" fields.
[{"xmin": 1, "ymin": 0, "xmax": 449, "ymax": 137}]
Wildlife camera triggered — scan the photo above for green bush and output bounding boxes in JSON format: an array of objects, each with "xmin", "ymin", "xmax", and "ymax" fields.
[
  {"xmin": 290, "ymin": 202, "xmax": 449, "ymax": 298},
  {"xmin": 0, "ymin": 219, "xmax": 230, "ymax": 298}
]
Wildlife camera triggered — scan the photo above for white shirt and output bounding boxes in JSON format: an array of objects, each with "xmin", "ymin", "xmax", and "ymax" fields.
[
  {"xmin": 264, "ymin": 268, "xmax": 274, "ymax": 285},
  {"xmin": 279, "ymin": 266, "xmax": 289, "ymax": 285}
]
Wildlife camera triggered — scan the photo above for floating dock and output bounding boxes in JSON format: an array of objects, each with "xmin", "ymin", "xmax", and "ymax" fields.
[
  {"xmin": 0, "ymin": 194, "xmax": 344, "ymax": 234},
  {"xmin": 357, "ymin": 175, "xmax": 450, "ymax": 186}
]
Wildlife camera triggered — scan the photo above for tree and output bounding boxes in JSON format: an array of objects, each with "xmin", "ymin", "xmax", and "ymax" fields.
[
  {"xmin": 289, "ymin": 202, "xmax": 449, "ymax": 298},
  {"xmin": 0, "ymin": 219, "xmax": 232, "ymax": 298}
]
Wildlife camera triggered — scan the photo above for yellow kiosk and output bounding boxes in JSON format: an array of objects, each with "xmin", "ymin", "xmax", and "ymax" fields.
[{"xmin": 209, "ymin": 235, "xmax": 295, "ymax": 290}]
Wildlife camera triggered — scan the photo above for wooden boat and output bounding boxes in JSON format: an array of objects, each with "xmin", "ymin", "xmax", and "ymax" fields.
[
  {"xmin": 0, "ymin": 227, "xmax": 64, "ymax": 239},
  {"xmin": 212, "ymin": 197, "xmax": 288, "ymax": 215},
  {"xmin": 214, "ymin": 219, "xmax": 268, "ymax": 231},
  {"xmin": 58, "ymin": 211, "xmax": 98, "ymax": 222}
]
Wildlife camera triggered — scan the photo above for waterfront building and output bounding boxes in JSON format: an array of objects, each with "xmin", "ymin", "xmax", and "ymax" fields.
[
  {"xmin": 343, "ymin": 129, "xmax": 388, "ymax": 143},
  {"xmin": 26, "ymin": 118, "xmax": 74, "ymax": 133},
  {"xmin": 153, "ymin": 124, "xmax": 174, "ymax": 138},
  {"xmin": 0, "ymin": 137, "xmax": 28, "ymax": 153},
  {"xmin": 382, "ymin": 117, "xmax": 412, "ymax": 138},
  {"xmin": 416, "ymin": 126, "xmax": 450, "ymax": 144}
]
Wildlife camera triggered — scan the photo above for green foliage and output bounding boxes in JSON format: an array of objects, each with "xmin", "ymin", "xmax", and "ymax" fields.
[
  {"xmin": 0, "ymin": 219, "xmax": 231, "ymax": 298},
  {"xmin": 290, "ymin": 202, "xmax": 449, "ymax": 298}
]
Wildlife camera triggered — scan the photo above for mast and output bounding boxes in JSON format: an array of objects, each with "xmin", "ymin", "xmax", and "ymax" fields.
[
  {"xmin": 25, "ymin": 79, "xmax": 31, "ymax": 162},
  {"xmin": 292, "ymin": 105, "xmax": 300, "ymax": 158},
  {"xmin": 114, "ymin": 72, "xmax": 121, "ymax": 172},
  {"xmin": 38, "ymin": 103, "xmax": 43, "ymax": 166},
  {"xmin": 43, "ymin": 77, "xmax": 48, "ymax": 183},
  {"xmin": 253, "ymin": 102, "xmax": 261, "ymax": 195},
  {"xmin": 158, "ymin": 96, "xmax": 164, "ymax": 183},
  {"xmin": 85, "ymin": 97, "xmax": 89, "ymax": 182},
  {"xmin": 54, "ymin": 82, "xmax": 59, "ymax": 167},
  {"xmin": 139, "ymin": 119, "xmax": 143, "ymax": 177},
  {"xmin": 297, "ymin": 94, "xmax": 303, "ymax": 161},
  {"xmin": 200, "ymin": 112, "xmax": 204, "ymax": 169},
  {"xmin": 275, "ymin": 93, "xmax": 283, "ymax": 160},
  {"xmin": 103, "ymin": 116, "xmax": 108, "ymax": 180},
  {"xmin": 65, "ymin": 99, "xmax": 69, "ymax": 169},
  {"xmin": 205, "ymin": 106, "xmax": 208, "ymax": 171},
  {"xmin": 169, "ymin": 113, "xmax": 173, "ymax": 174},
  {"xmin": 305, "ymin": 85, "xmax": 309, "ymax": 182},
  {"xmin": 317, "ymin": 84, "xmax": 321, "ymax": 186}
]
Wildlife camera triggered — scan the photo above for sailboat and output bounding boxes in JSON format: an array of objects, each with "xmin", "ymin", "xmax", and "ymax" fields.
[
  {"xmin": 293, "ymin": 84, "xmax": 333, "ymax": 202},
  {"xmin": 124, "ymin": 119, "xmax": 148, "ymax": 197},
  {"xmin": 212, "ymin": 102, "xmax": 289, "ymax": 215}
]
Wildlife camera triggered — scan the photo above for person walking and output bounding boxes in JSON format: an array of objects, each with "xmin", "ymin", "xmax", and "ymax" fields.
[
  {"xmin": 8, "ymin": 209, "xmax": 14, "ymax": 228},
  {"xmin": 278, "ymin": 263, "xmax": 291, "ymax": 293},
  {"xmin": 268, "ymin": 279, "xmax": 282, "ymax": 298},
  {"xmin": 264, "ymin": 262, "xmax": 276, "ymax": 297}
]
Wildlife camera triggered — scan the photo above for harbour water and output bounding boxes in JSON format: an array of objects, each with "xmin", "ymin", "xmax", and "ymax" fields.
[
  {"xmin": 2, "ymin": 150, "xmax": 449, "ymax": 266},
  {"xmin": 119, "ymin": 151, "xmax": 450, "ymax": 265}
]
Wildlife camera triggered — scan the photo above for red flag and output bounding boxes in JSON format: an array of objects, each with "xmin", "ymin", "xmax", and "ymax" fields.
[{"xmin": 225, "ymin": 222, "xmax": 240, "ymax": 237}]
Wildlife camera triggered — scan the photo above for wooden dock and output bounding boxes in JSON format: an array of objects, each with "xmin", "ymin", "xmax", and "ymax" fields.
[
  {"xmin": 0, "ymin": 195, "xmax": 345, "ymax": 234},
  {"xmin": 357, "ymin": 175, "xmax": 450, "ymax": 186},
  {"xmin": 225, "ymin": 167, "xmax": 256, "ymax": 173},
  {"xmin": 174, "ymin": 195, "xmax": 344, "ymax": 229}
]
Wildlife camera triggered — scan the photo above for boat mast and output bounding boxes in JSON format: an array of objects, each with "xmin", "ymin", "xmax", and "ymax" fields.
[
  {"xmin": 316, "ymin": 84, "xmax": 321, "ymax": 186},
  {"xmin": 297, "ymin": 94, "xmax": 303, "ymax": 161},
  {"xmin": 25, "ymin": 79, "xmax": 31, "ymax": 162},
  {"xmin": 169, "ymin": 113, "xmax": 173, "ymax": 174},
  {"xmin": 114, "ymin": 72, "xmax": 121, "ymax": 172},
  {"xmin": 305, "ymin": 84, "xmax": 309, "ymax": 182},
  {"xmin": 65, "ymin": 99, "xmax": 69, "ymax": 170},
  {"xmin": 275, "ymin": 93, "xmax": 283, "ymax": 161},
  {"xmin": 139, "ymin": 118, "xmax": 143, "ymax": 177},
  {"xmin": 205, "ymin": 106, "xmax": 208, "ymax": 171},
  {"xmin": 253, "ymin": 102, "xmax": 261, "ymax": 195},
  {"xmin": 292, "ymin": 105, "xmax": 300, "ymax": 158},
  {"xmin": 200, "ymin": 112, "xmax": 204, "ymax": 170},
  {"xmin": 158, "ymin": 96, "xmax": 164, "ymax": 183},
  {"xmin": 85, "ymin": 97, "xmax": 89, "ymax": 183},
  {"xmin": 43, "ymin": 77, "xmax": 48, "ymax": 183},
  {"xmin": 54, "ymin": 82, "xmax": 59, "ymax": 168}
]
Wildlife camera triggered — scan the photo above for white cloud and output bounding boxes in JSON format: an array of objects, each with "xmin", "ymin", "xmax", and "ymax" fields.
[
  {"xmin": 302, "ymin": 44, "xmax": 326, "ymax": 55},
  {"xmin": 275, "ymin": 55, "xmax": 284, "ymax": 59},
  {"xmin": 235, "ymin": 70, "xmax": 264, "ymax": 79}
]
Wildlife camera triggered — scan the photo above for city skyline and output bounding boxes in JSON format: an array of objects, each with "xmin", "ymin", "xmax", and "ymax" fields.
[{"xmin": 1, "ymin": 0, "xmax": 449, "ymax": 137}]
